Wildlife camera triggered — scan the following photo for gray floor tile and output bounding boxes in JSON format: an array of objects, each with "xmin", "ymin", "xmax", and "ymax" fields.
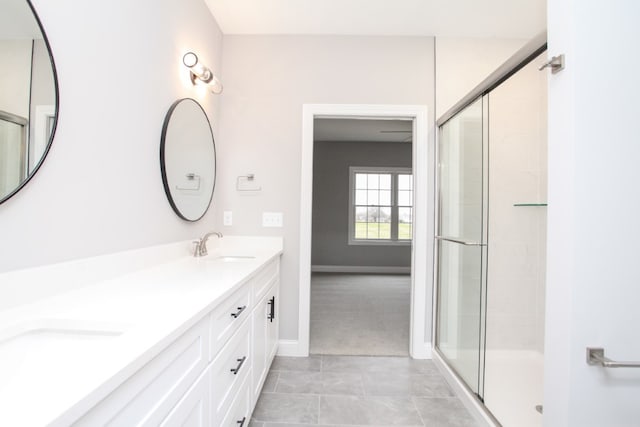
[
  {"xmin": 319, "ymin": 395, "xmax": 423, "ymax": 426},
  {"xmin": 262, "ymin": 371, "xmax": 279, "ymax": 392},
  {"xmin": 271, "ymin": 355, "xmax": 322, "ymax": 372},
  {"xmin": 362, "ymin": 373, "xmax": 454, "ymax": 397},
  {"xmin": 276, "ymin": 371, "xmax": 364, "ymax": 395},
  {"xmin": 413, "ymin": 397, "xmax": 478, "ymax": 427},
  {"xmin": 248, "ymin": 421, "xmax": 264, "ymax": 427},
  {"xmin": 252, "ymin": 393, "xmax": 319, "ymax": 424},
  {"xmin": 322, "ymin": 355, "xmax": 439, "ymax": 376}
]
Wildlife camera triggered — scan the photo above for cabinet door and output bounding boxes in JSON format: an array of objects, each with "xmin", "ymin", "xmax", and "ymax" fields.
[
  {"xmin": 160, "ymin": 365, "xmax": 211, "ymax": 427},
  {"xmin": 251, "ymin": 293, "xmax": 268, "ymax": 404},
  {"xmin": 265, "ymin": 282, "xmax": 279, "ymax": 363}
]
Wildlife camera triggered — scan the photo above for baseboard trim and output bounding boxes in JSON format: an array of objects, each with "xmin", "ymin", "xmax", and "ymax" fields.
[
  {"xmin": 432, "ymin": 349, "xmax": 497, "ymax": 427},
  {"xmin": 411, "ymin": 341, "xmax": 432, "ymax": 359},
  {"xmin": 311, "ymin": 265, "xmax": 411, "ymax": 274},
  {"xmin": 277, "ymin": 339, "xmax": 307, "ymax": 357}
]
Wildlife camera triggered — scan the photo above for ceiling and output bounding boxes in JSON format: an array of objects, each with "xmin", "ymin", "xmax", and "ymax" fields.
[
  {"xmin": 204, "ymin": 0, "xmax": 546, "ymax": 38},
  {"xmin": 314, "ymin": 119, "xmax": 412, "ymax": 143}
]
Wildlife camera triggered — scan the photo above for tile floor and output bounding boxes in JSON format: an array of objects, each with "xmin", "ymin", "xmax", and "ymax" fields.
[
  {"xmin": 250, "ymin": 355, "xmax": 478, "ymax": 427},
  {"xmin": 310, "ymin": 274, "xmax": 411, "ymax": 356}
]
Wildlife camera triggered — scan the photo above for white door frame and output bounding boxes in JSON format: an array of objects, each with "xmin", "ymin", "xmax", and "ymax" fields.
[{"xmin": 296, "ymin": 104, "xmax": 430, "ymax": 359}]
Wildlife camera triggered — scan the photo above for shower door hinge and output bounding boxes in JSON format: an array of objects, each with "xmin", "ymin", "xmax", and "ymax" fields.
[{"xmin": 539, "ymin": 54, "xmax": 565, "ymax": 74}]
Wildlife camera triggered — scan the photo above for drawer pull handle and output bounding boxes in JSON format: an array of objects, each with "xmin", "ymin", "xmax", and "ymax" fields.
[
  {"xmin": 230, "ymin": 356, "xmax": 247, "ymax": 375},
  {"xmin": 231, "ymin": 305, "xmax": 247, "ymax": 319},
  {"xmin": 237, "ymin": 417, "xmax": 246, "ymax": 427},
  {"xmin": 268, "ymin": 296, "xmax": 275, "ymax": 322}
]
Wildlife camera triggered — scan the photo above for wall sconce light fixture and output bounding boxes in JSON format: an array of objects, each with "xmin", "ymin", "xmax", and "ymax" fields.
[{"xmin": 183, "ymin": 52, "xmax": 223, "ymax": 94}]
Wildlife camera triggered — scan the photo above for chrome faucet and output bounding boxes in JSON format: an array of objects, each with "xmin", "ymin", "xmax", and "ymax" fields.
[{"xmin": 193, "ymin": 231, "xmax": 223, "ymax": 257}]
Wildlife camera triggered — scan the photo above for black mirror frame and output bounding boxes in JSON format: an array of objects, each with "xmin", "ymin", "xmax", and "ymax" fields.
[{"xmin": 159, "ymin": 98, "xmax": 217, "ymax": 222}]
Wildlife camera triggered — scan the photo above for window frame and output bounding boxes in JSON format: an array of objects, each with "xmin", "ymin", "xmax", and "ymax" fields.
[{"xmin": 348, "ymin": 166, "xmax": 413, "ymax": 246}]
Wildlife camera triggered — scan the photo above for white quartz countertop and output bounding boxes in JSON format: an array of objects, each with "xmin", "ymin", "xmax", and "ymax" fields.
[{"xmin": 0, "ymin": 236, "xmax": 283, "ymax": 427}]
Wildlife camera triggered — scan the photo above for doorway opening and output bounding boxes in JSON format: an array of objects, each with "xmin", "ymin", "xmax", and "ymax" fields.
[
  {"xmin": 298, "ymin": 104, "xmax": 430, "ymax": 359},
  {"xmin": 311, "ymin": 118, "xmax": 413, "ymax": 356}
]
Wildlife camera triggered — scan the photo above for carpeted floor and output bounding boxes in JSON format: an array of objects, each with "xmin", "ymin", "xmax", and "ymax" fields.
[{"xmin": 310, "ymin": 273, "xmax": 411, "ymax": 356}]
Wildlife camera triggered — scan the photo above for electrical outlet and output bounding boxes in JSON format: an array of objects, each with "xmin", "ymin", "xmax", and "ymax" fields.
[
  {"xmin": 223, "ymin": 211, "xmax": 233, "ymax": 226},
  {"xmin": 262, "ymin": 212, "xmax": 283, "ymax": 228}
]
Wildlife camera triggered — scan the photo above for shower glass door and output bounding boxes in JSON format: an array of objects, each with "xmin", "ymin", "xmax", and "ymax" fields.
[{"xmin": 436, "ymin": 97, "xmax": 486, "ymax": 396}]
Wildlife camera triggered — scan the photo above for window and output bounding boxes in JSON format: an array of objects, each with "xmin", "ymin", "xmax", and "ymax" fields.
[{"xmin": 349, "ymin": 166, "xmax": 413, "ymax": 245}]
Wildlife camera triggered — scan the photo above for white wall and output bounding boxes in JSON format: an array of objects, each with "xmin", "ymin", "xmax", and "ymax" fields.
[
  {"xmin": 544, "ymin": 1, "xmax": 640, "ymax": 426},
  {"xmin": 435, "ymin": 37, "xmax": 527, "ymax": 118},
  {"xmin": 215, "ymin": 35, "xmax": 436, "ymax": 342},
  {"xmin": 0, "ymin": 0, "xmax": 224, "ymax": 273}
]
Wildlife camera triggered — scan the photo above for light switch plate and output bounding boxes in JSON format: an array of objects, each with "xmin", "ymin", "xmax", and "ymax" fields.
[
  {"xmin": 262, "ymin": 212, "xmax": 283, "ymax": 228},
  {"xmin": 223, "ymin": 211, "xmax": 232, "ymax": 226}
]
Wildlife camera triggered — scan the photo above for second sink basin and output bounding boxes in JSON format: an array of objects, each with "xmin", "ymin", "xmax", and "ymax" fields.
[{"xmin": 213, "ymin": 255, "xmax": 256, "ymax": 262}]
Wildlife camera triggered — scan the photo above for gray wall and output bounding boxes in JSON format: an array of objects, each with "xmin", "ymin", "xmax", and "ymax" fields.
[{"xmin": 311, "ymin": 140, "xmax": 411, "ymax": 268}]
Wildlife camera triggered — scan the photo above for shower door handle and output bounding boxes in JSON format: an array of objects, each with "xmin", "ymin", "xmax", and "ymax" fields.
[
  {"xmin": 587, "ymin": 347, "xmax": 640, "ymax": 368},
  {"xmin": 435, "ymin": 236, "xmax": 486, "ymax": 246}
]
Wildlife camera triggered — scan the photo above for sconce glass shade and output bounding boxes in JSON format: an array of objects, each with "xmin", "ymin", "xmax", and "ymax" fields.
[{"xmin": 183, "ymin": 52, "xmax": 223, "ymax": 94}]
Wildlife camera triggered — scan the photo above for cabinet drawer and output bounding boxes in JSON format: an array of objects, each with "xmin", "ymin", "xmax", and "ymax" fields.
[
  {"xmin": 74, "ymin": 318, "xmax": 209, "ymax": 427},
  {"xmin": 252, "ymin": 259, "xmax": 279, "ymax": 303},
  {"xmin": 221, "ymin": 369, "xmax": 251, "ymax": 427},
  {"xmin": 211, "ymin": 318, "xmax": 251, "ymax": 425},
  {"xmin": 159, "ymin": 365, "xmax": 210, "ymax": 426},
  {"xmin": 210, "ymin": 282, "xmax": 251, "ymax": 357}
]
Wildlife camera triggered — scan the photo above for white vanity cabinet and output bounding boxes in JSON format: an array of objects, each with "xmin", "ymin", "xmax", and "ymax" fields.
[{"xmin": 73, "ymin": 257, "xmax": 280, "ymax": 427}]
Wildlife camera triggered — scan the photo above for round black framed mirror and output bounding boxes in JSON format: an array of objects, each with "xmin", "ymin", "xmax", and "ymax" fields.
[
  {"xmin": 160, "ymin": 98, "xmax": 216, "ymax": 222},
  {"xmin": 0, "ymin": 0, "xmax": 59, "ymax": 205}
]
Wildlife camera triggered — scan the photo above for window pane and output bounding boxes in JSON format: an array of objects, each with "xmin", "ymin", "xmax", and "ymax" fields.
[
  {"xmin": 367, "ymin": 222, "xmax": 379, "ymax": 239},
  {"xmin": 367, "ymin": 207, "xmax": 379, "ymax": 223},
  {"xmin": 355, "ymin": 173, "xmax": 367, "ymax": 189},
  {"xmin": 355, "ymin": 189, "xmax": 367, "ymax": 205},
  {"xmin": 379, "ymin": 190, "xmax": 391, "ymax": 205},
  {"xmin": 367, "ymin": 174, "xmax": 379, "ymax": 189},
  {"xmin": 398, "ymin": 174, "xmax": 413, "ymax": 190},
  {"xmin": 355, "ymin": 206, "xmax": 368, "ymax": 239},
  {"xmin": 379, "ymin": 222, "xmax": 391, "ymax": 239},
  {"xmin": 399, "ymin": 207, "xmax": 412, "ymax": 240},
  {"xmin": 379, "ymin": 174, "xmax": 391, "ymax": 190},
  {"xmin": 399, "ymin": 207, "xmax": 412, "ymax": 223},
  {"xmin": 367, "ymin": 189, "xmax": 379, "ymax": 205},
  {"xmin": 380, "ymin": 207, "xmax": 391, "ymax": 223},
  {"xmin": 398, "ymin": 222, "xmax": 413, "ymax": 239},
  {"xmin": 398, "ymin": 190, "xmax": 412, "ymax": 206}
]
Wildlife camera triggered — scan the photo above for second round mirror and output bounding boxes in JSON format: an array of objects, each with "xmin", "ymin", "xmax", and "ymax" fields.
[{"xmin": 160, "ymin": 98, "xmax": 216, "ymax": 221}]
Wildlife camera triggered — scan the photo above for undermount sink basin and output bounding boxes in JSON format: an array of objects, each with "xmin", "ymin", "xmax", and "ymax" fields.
[
  {"xmin": 0, "ymin": 318, "xmax": 129, "ymax": 368},
  {"xmin": 213, "ymin": 255, "xmax": 256, "ymax": 262}
]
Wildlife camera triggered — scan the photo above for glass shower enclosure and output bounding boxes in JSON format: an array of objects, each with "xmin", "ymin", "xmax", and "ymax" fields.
[{"xmin": 435, "ymin": 41, "xmax": 547, "ymax": 427}]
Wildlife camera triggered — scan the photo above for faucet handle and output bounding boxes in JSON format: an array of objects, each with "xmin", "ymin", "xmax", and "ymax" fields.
[{"xmin": 192, "ymin": 240, "xmax": 201, "ymax": 257}]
